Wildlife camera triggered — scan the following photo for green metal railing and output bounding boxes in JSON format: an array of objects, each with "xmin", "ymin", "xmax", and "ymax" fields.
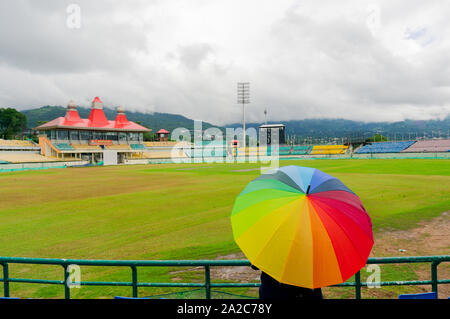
[{"xmin": 0, "ymin": 255, "xmax": 449, "ymax": 299}]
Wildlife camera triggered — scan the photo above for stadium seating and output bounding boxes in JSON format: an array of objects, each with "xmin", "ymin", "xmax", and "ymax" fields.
[
  {"xmin": 130, "ymin": 144, "xmax": 146, "ymax": 150},
  {"xmin": 0, "ymin": 139, "xmax": 36, "ymax": 148},
  {"xmin": 141, "ymin": 150, "xmax": 187, "ymax": 159},
  {"xmin": 0, "ymin": 153, "xmax": 60, "ymax": 163},
  {"xmin": 279, "ymin": 146, "xmax": 292, "ymax": 156},
  {"xmin": 266, "ymin": 145, "xmax": 311, "ymax": 156},
  {"xmin": 356, "ymin": 141, "xmax": 415, "ymax": 154},
  {"xmin": 310, "ymin": 145, "xmax": 348, "ymax": 155},
  {"xmin": 55, "ymin": 143, "xmax": 74, "ymax": 151},
  {"xmin": 71, "ymin": 144, "xmax": 102, "ymax": 150},
  {"xmin": 144, "ymin": 141, "xmax": 180, "ymax": 147},
  {"xmin": 291, "ymin": 146, "xmax": 312, "ymax": 155},
  {"xmin": 179, "ymin": 148, "xmax": 229, "ymax": 158},
  {"xmin": 401, "ymin": 139, "xmax": 450, "ymax": 153},
  {"xmin": 105, "ymin": 144, "xmax": 131, "ymax": 150}
]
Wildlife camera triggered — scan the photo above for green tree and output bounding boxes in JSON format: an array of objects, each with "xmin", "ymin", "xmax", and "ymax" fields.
[
  {"xmin": 134, "ymin": 121, "xmax": 156, "ymax": 141},
  {"xmin": 0, "ymin": 108, "xmax": 27, "ymax": 139},
  {"xmin": 143, "ymin": 131, "xmax": 157, "ymax": 141},
  {"xmin": 366, "ymin": 133, "xmax": 388, "ymax": 142}
]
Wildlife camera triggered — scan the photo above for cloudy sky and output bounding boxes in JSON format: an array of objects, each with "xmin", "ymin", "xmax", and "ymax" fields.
[{"xmin": 0, "ymin": 0, "xmax": 449, "ymax": 125}]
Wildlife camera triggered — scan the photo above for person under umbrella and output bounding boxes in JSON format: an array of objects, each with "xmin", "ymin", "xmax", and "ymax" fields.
[{"xmin": 231, "ymin": 165, "xmax": 373, "ymax": 299}]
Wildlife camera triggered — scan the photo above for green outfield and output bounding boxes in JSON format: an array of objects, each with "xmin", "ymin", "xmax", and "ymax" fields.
[{"xmin": 0, "ymin": 159, "xmax": 449, "ymax": 298}]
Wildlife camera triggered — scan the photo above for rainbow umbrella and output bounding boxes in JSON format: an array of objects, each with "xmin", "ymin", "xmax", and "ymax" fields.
[{"xmin": 231, "ymin": 165, "xmax": 373, "ymax": 289}]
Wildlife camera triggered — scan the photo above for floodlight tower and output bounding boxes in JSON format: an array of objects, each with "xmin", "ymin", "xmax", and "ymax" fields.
[{"xmin": 237, "ymin": 82, "xmax": 250, "ymax": 151}]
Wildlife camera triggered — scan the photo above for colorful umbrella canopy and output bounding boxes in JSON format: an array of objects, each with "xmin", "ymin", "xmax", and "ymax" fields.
[{"xmin": 231, "ymin": 165, "xmax": 373, "ymax": 289}]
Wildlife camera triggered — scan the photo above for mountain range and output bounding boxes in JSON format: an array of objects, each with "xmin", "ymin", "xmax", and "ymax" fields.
[
  {"xmin": 21, "ymin": 106, "xmax": 449, "ymax": 141},
  {"xmin": 227, "ymin": 117, "xmax": 450, "ymax": 142}
]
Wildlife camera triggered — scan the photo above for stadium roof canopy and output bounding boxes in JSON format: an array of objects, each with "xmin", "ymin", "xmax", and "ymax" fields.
[{"xmin": 35, "ymin": 97, "xmax": 150, "ymax": 132}]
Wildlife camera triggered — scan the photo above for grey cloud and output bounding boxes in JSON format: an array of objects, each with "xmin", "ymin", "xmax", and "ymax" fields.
[
  {"xmin": 0, "ymin": 0, "xmax": 449, "ymax": 125},
  {"xmin": 178, "ymin": 43, "xmax": 214, "ymax": 70},
  {"xmin": 250, "ymin": 6, "xmax": 450, "ymax": 122},
  {"xmin": 0, "ymin": 1, "xmax": 149, "ymax": 73}
]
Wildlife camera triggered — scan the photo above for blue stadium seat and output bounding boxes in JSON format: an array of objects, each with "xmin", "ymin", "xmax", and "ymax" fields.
[
  {"xmin": 278, "ymin": 147, "xmax": 292, "ymax": 156},
  {"xmin": 398, "ymin": 292, "xmax": 437, "ymax": 299},
  {"xmin": 130, "ymin": 144, "xmax": 146, "ymax": 150},
  {"xmin": 114, "ymin": 296, "xmax": 150, "ymax": 299},
  {"xmin": 56, "ymin": 143, "xmax": 74, "ymax": 151},
  {"xmin": 267, "ymin": 145, "xmax": 311, "ymax": 155},
  {"xmin": 356, "ymin": 141, "xmax": 415, "ymax": 154}
]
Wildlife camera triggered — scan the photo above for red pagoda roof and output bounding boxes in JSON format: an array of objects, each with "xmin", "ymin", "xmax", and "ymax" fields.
[
  {"xmin": 157, "ymin": 129, "xmax": 170, "ymax": 134},
  {"xmin": 65, "ymin": 109, "xmax": 81, "ymax": 123},
  {"xmin": 35, "ymin": 97, "xmax": 150, "ymax": 132}
]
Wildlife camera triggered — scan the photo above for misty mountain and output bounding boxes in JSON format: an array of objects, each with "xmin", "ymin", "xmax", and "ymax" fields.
[
  {"xmin": 227, "ymin": 117, "xmax": 450, "ymax": 142},
  {"xmin": 20, "ymin": 105, "xmax": 449, "ymax": 142}
]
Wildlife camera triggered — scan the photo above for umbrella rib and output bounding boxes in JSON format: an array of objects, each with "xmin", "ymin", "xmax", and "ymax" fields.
[
  {"xmin": 279, "ymin": 165, "xmax": 317, "ymax": 192},
  {"xmin": 254, "ymin": 170, "xmax": 305, "ymax": 192},
  {"xmin": 308, "ymin": 191, "xmax": 363, "ymax": 208},
  {"xmin": 309, "ymin": 178, "xmax": 356, "ymax": 195}
]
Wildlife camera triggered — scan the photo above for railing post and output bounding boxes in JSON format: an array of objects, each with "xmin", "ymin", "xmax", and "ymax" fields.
[
  {"xmin": 355, "ymin": 271, "xmax": 361, "ymax": 299},
  {"xmin": 431, "ymin": 261, "xmax": 440, "ymax": 298},
  {"xmin": 205, "ymin": 265, "xmax": 211, "ymax": 299},
  {"xmin": 2, "ymin": 263, "xmax": 9, "ymax": 298},
  {"xmin": 63, "ymin": 264, "xmax": 70, "ymax": 299},
  {"xmin": 131, "ymin": 266, "xmax": 138, "ymax": 298}
]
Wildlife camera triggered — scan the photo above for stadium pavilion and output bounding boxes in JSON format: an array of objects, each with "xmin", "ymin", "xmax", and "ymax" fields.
[{"xmin": 35, "ymin": 97, "xmax": 151, "ymax": 164}]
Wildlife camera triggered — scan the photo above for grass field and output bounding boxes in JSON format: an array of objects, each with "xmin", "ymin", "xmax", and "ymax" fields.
[{"xmin": 0, "ymin": 159, "xmax": 449, "ymax": 298}]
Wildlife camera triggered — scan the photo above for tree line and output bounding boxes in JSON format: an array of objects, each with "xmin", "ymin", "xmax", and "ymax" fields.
[{"xmin": 0, "ymin": 108, "xmax": 27, "ymax": 139}]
